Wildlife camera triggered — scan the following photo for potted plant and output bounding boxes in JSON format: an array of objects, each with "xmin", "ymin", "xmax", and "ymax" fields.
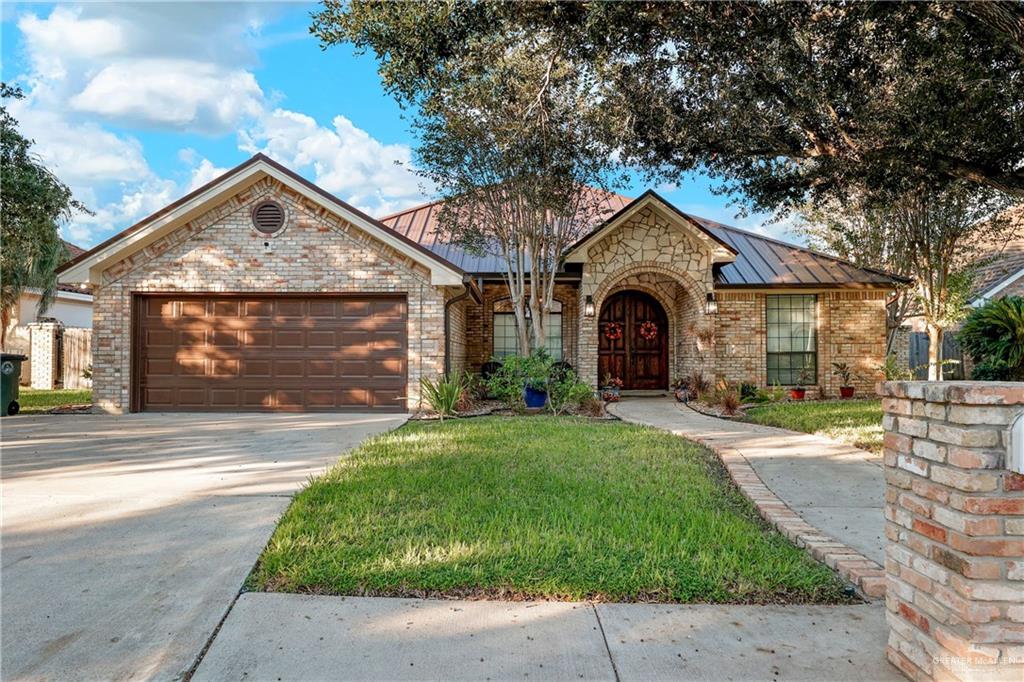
[
  {"xmin": 670, "ymin": 377, "xmax": 689, "ymax": 403},
  {"xmin": 601, "ymin": 373, "xmax": 624, "ymax": 402},
  {"xmin": 788, "ymin": 366, "xmax": 815, "ymax": 400},
  {"xmin": 521, "ymin": 350, "xmax": 553, "ymax": 409},
  {"xmin": 831, "ymin": 362, "xmax": 858, "ymax": 399}
]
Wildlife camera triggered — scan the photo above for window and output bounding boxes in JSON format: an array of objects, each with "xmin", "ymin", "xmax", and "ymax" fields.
[
  {"xmin": 492, "ymin": 299, "xmax": 562, "ymax": 360},
  {"xmin": 766, "ymin": 294, "xmax": 817, "ymax": 385}
]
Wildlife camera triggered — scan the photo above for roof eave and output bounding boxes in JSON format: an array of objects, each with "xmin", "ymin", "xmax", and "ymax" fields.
[{"xmin": 58, "ymin": 154, "xmax": 464, "ymax": 287}]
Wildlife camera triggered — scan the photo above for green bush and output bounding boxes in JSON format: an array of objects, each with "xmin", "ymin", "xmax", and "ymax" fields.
[
  {"xmin": 879, "ymin": 354, "xmax": 912, "ymax": 381},
  {"xmin": 420, "ymin": 373, "xmax": 467, "ymax": 419},
  {"xmin": 958, "ymin": 296, "xmax": 1024, "ymax": 381},
  {"xmin": 548, "ymin": 369, "xmax": 595, "ymax": 415},
  {"xmin": 486, "ymin": 349, "xmax": 553, "ymax": 411}
]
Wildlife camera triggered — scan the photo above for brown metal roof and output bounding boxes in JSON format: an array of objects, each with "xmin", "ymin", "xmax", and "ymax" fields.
[
  {"xmin": 379, "ymin": 191, "xmax": 634, "ymax": 273},
  {"xmin": 379, "ymin": 192, "xmax": 907, "ymax": 288}
]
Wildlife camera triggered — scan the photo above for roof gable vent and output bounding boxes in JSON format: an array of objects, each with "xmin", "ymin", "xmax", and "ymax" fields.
[{"xmin": 252, "ymin": 200, "xmax": 286, "ymax": 235}]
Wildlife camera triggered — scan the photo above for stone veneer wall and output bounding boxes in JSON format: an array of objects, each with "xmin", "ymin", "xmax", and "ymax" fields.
[
  {"xmin": 714, "ymin": 289, "xmax": 887, "ymax": 396},
  {"xmin": 578, "ymin": 205, "xmax": 712, "ymax": 387},
  {"xmin": 92, "ymin": 177, "xmax": 449, "ymax": 412},
  {"xmin": 880, "ymin": 381, "xmax": 1024, "ymax": 681},
  {"xmin": 27, "ymin": 321, "xmax": 61, "ymax": 389}
]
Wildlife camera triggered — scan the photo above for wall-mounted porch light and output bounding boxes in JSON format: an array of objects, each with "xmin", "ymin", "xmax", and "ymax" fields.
[
  {"xmin": 705, "ymin": 291, "xmax": 718, "ymax": 315},
  {"xmin": 584, "ymin": 295, "xmax": 595, "ymax": 317}
]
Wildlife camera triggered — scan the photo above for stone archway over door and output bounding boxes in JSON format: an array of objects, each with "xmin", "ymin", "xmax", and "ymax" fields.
[{"xmin": 598, "ymin": 291, "xmax": 669, "ymax": 389}]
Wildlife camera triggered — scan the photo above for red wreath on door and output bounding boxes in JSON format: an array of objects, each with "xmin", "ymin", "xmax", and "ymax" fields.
[
  {"xmin": 603, "ymin": 321, "xmax": 624, "ymax": 340},
  {"xmin": 639, "ymin": 320, "xmax": 659, "ymax": 341}
]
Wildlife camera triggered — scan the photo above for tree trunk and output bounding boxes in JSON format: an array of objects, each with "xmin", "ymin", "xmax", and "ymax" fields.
[{"xmin": 927, "ymin": 322, "xmax": 944, "ymax": 381}]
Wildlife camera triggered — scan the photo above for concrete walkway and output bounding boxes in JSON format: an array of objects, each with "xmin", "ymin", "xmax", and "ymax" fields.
[
  {"xmin": 194, "ymin": 593, "xmax": 898, "ymax": 681},
  {"xmin": 610, "ymin": 399, "xmax": 886, "ymax": 565}
]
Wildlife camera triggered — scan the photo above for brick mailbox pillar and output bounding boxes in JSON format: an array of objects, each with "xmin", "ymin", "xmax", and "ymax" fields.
[{"xmin": 880, "ymin": 381, "xmax": 1024, "ymax": 681}]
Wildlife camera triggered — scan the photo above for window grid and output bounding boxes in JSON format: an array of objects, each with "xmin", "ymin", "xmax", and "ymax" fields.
[
  {"xmin": 492, "ymin": 313, "xmax": 562, "ymax": 360},
  {"xmin": 766, "ymin": 294, "xmax": 817, "ymax": 385}
]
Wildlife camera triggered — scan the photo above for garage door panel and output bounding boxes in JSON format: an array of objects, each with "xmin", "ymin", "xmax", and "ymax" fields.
[{"xmin": 138, "ymin": 294, "xmax": 407, "ymax": 412}]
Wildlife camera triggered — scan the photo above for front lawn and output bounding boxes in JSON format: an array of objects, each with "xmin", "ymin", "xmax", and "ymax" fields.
[
  {"xmin": 16, "ymin": 388, "xmax": 92, "ymax": 414},
  {"xmin": 744, "ymin": 399, "xmax": 883, "ymax": 454},
  {"xmin": 251, "ymin": 416, "xmax": 847, "ymax": 603}
]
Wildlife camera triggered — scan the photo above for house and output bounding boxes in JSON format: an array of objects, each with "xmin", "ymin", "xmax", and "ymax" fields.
[
  {"xmin": 968, "ymin": 205, "xmax": 1024, "ymax": 308},
  {"xmin": 58, "ymin": 154, "xmax": 905, "ymax": 413},
  {"xmin": 6, "ymin": 241, "xmax": 94, "ymax": 384}
]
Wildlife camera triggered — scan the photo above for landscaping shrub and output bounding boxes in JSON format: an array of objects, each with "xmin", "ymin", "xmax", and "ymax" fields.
[
  {"xmin": 485, "ymin": 348, "xmax": 554, "ymax": 411},
  {"xmin": 958, "ymin": 296, "xmax": 1024, "ymax": 381},
  {"xmin": 420, "ymin": 373, "xmax": 468, "ymax": 418},
  {"xmin": 879, "ymin": 353, "xmax": 912, "ymax": 381},
  {"xmin": 720, "ymin": 389, "xmax": 741, "ymax": 415},
  {"xmin": 547, "ymin": 369, "xmax": 595, "ymax": 415},
  {"xmin": 739, "ymin": 382, "xmax": 758, "ymax": 402},
  {"xmin": 683, "ymin": 371, "xmax": 711, "ymax": 400}
]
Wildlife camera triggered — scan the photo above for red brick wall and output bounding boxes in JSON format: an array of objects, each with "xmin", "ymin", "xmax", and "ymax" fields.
[{"xmin": 881, "ymin": 382, "xmax": 1024, "ymax": 681}]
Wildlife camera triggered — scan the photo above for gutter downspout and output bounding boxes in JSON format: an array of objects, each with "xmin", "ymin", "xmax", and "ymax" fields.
[{"xmin": 444, "ymin": 276, "xmax": 483, "ymax": 376}]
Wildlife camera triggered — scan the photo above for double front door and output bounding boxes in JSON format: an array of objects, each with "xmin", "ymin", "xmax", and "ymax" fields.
[{"xmin": 597, "ymin": 290, "xmax": 669, "ymax": 390}]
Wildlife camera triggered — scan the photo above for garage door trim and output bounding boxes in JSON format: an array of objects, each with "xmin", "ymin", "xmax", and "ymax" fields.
[{"xmin": 130, "ymin": 292, "xmax": 409, "ymax": 413}]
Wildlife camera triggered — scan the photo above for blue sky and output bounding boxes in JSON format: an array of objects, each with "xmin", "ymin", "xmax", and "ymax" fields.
[{"xmin": 1, "ymin": 2, "xmax": 798, "ymax": 248}]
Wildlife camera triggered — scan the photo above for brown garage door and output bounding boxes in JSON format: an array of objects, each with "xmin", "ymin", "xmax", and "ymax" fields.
[{"xmin": 135, "ymin": 294, "xmax": 407, "ymax": 412}]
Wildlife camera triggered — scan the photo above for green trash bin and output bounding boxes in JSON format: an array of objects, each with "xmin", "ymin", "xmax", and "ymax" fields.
[{"xmin": 1, "ymin": 353, "xmax": 28, "ymax": 416}]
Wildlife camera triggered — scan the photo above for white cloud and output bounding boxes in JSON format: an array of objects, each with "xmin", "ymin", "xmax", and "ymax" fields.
[
  {"xmin": 71, "ymin": 60, "xmax": 264, "ymax": 134},
  {"xmin": 241, "ymin": 109, "xmax": 427, "ymax": 214},
  {"xmin": 9, "ymin": 104, "xmax": 149, "ymax": 185},
  {"xmin": 187, "ymin": 158, "xmax": 230, "ymax": 191},
  {"xmin": 681, "ymin": 203, "xmax": 804, "ymax": 245},
  {"xmin": 12, "ymin": 3, "xmax": 430, "ymax": 243},
  {"xmin": 18, "ymin": 7, "xmax": 124, "ymax": 79}
]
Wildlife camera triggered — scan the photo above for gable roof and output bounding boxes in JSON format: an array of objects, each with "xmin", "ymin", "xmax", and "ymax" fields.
[
  {"xmin": 382, "ymin": 189, "xmax": 907, "ymax": 288},
  {"xmin": 969, "ymin": 204, "xmax": 1024, "ymax": 304},
  {"xmin": 57, "ymin": 154, "xmax": 464, "ymax": 286},
  {"xmin": 689, "ymin": 215, "xmax": 909, "ymax": 288},
  {"xmin": 563, "ymin": 190, "xmax": 738, "ymax": 264},
  {"xmin": 379, "ymin": 189, "xmax": 635, "ymax": 273}
]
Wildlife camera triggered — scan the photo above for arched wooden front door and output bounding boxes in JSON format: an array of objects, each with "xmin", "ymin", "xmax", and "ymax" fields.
[{"xmin": 597, "ymin": 291, "xmax": 669, "ymax": 390}]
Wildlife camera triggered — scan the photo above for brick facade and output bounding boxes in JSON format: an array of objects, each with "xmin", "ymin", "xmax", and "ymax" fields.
[
  {"xmin": 92, "ymin": 177, "xmax": 451, "ymax": 413},
  {"xmin": 714, "ymin": 289, "xmax": 887, "ymax": 397},
  {"xmin": 881, "ymin": 382, "xmax": 1024, "ymax": 681}
]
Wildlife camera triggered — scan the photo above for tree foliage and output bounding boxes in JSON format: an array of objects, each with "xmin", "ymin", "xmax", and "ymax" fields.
[
  {"xmin": 317, "ymin": 1, "xmax": 1024, "ymax": 217},
  {"xmin": 1, "ymin": 84, "xmax": 87, "ymax": 348},
  {"xmin": 799, "ymin": 183, "xmax": 1017, "ymax": 378},
  {"xmin": 318, "ymin": 1, "xmax": 624, "ymax": 352},
  {"xmin": 958, "ymin": 296, "xmax": 1024, "ymax": 381}
]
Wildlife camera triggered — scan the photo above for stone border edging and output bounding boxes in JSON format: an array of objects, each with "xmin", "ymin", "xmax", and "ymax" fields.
[{"xmin": 613, "ymin": 404, "xmax": 888, "ymax": 600}]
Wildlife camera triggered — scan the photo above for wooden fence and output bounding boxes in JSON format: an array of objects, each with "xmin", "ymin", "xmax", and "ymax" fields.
[{"xmin": 61, "ymin": 327, "xmax": 92, "ymax": 389}]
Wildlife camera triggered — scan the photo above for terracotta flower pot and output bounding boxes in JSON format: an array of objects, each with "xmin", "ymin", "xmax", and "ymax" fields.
[
  {"xmin": 839, "ymin": 386, "xmax": 855, "ymax": 399},
  {"xmin": 789, "ymin": 387, "xmax": 806, "ymax": 400}
]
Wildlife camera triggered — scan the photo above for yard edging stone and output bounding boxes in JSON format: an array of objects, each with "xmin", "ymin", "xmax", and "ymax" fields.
[{"xmin": 611, "ymin": 402, "xmax": 887, "ymax": 600}]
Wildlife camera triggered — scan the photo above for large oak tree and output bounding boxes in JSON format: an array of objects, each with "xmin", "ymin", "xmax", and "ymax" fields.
[{"xmin": 318, "ymin": 1, "xmax": 1024, "ymax": 216}]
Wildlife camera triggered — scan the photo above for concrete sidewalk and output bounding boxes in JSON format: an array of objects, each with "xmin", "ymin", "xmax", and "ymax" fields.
[
  {"xmin": 194, "ymin": 593, "xmax": 898, "ymax": 681},
  {"xmin": 610, "ymin": 399, "xmax": 885, "ymax": 565}
]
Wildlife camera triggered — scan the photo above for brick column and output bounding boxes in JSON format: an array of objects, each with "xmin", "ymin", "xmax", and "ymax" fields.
[
  {"xmin": 27, "ymin": 321, "xmax": 61, "ymax": 390},
  {"xmin": 880, "ymin": 381, "xmax": 1024, "ymax": 681}
]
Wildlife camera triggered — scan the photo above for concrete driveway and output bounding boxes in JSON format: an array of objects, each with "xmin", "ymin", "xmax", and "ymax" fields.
[{"xmin": 1, "ymin": 412, "xmax": 406, "ymax": 681}]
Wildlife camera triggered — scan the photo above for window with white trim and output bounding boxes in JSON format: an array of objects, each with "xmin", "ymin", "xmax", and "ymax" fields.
[{"xmin": 492, "ymin": 299, "xmax": 562, "ymax": 360}]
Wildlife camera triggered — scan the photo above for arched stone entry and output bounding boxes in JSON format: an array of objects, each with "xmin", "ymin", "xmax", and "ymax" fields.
[{"xmin": 597, "ymin": 290, "xmax": 669, "ymax": 389}]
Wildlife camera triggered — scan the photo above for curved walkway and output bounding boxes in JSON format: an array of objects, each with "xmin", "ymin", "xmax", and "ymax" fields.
[{"xmin": 610, "ymin": 399, "xmax": 887, "ymax": 598}]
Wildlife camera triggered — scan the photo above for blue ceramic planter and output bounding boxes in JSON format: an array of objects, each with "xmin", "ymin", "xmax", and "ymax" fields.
[{"xmin": 523, "ymin": 386, "xmax": 547, "ymax": 409}]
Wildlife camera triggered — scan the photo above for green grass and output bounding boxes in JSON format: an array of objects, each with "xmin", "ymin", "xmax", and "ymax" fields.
[
  {"xmin": 16, "ymin": 388, "xmax": 92, "ymax": 414},
  {"xmin": 745, "ymin": 399, "xmax": 883, "ymax": 454},
  {"xmin": 251, "ymin": 416, "xmax": 847, "ymax": 603}
]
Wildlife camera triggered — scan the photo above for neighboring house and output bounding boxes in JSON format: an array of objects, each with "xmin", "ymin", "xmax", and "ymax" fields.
[
  {"xmin": 895, "ymin": 204, "xmax": 1023, "ymax": 378},
  {"xmin": 58, "ymin": 154, "xmax": 905, "ymax": 414},
  {"xmin": 969, "ymin": 207, "xmax": 1024, "ymax": 308},
  {"xmin": 6, "ymin": 241, "xmax": 94, "ymax": 384}
]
